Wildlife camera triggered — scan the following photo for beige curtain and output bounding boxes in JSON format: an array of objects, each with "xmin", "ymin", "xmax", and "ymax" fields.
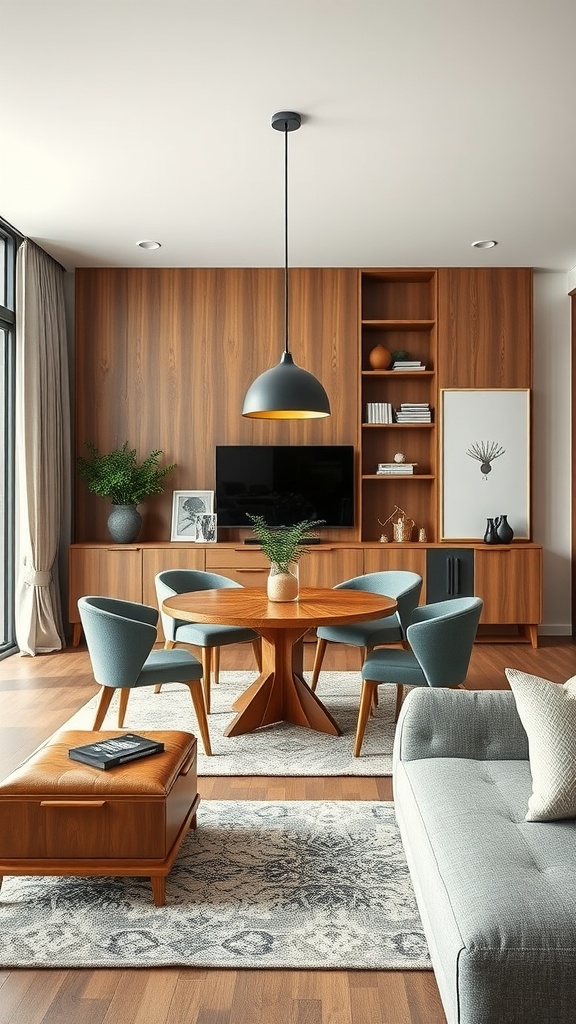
[{"xmin": 15, "ymin": 239, "xmax": 71, "ymax": 655}]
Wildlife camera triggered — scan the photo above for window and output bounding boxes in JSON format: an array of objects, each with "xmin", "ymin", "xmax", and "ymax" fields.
[{"xmin": 0, "ymin": 219, "xmax": 20, "ymax": 658}]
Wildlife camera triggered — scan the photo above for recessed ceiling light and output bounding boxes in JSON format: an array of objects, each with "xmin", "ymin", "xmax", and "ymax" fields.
[
  {"xmin": 471, "ymin": 239, "xmax": 498, "ymax": 249},
  {"xmin": 136, "ymin": 239, "xmax": 161, "ymax": 250}
]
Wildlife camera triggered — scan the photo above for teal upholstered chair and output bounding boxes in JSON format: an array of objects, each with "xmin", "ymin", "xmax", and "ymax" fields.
[
  {"xmin": 354, "ymin": 596, "xmax": 483, "ymax": 756},
  {"xmin": 155, "ymin": 569, "xmax": 262, "ymax": 713},
  {"xmin": 311, "ymin": 570, "xmax": 423, "ymax": 691},
  {"xmin": 78, "ymin": 595, "xmax": 212, "ymax": 756}
]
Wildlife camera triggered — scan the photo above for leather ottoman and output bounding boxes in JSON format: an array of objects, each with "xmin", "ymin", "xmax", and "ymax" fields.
[{"xmin": 0, "ymin": 729, "xmax": 199, "ymax": 906}]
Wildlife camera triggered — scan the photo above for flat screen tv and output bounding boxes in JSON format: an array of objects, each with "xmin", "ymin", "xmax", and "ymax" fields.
[{"xmin": 215, "ymin": 445, "xmax": 355, "ymax": 529}]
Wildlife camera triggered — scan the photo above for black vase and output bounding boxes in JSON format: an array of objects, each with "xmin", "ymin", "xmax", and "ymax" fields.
[
  {"xmin": 495, "ymin": 514, "xmax": 514, "ymax": 544},
  {"xmin": 483, "ymin": 518, "xmax": 498, "ymax": 544}
]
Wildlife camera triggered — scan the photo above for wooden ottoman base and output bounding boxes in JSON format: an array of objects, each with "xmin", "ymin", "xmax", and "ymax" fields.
[{"xmin": 0, "ymin": 730, "xmax": 199, "ymax": 906}]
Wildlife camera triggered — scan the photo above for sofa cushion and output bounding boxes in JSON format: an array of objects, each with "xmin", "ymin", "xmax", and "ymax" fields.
[{"xmin": 505, "ymin": 668, "xmax": 576, "ymax": 821}]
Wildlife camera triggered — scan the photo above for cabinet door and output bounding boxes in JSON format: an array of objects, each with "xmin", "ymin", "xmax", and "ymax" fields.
[
  {"xmin": 205, "ymin": 547, "xmax": 270, "ymax": 589},
  {"xmin": 69, "ymin": 546, "xmax": 143, "ymax": 641},
  {"xmin": 437, "ymin": 268, "xmax": 532, "ymax": 388},
  {"xmin": 363, "ymin": 546, "xmax": 426, "ymax": 580},
  {"xmin": 301, "ymin": 548, "xmax": 364, "ymax": 588},
  {"xmin": 141, "ymin": 547, "xmax": 206, "ymax": 610},
  {"xmin": 426, "ymin": 548, "xmax": 474, "ymax": 603},
  {"xmin": 474, "ymin": 547, "xmax": 542, "ymax": 625}
]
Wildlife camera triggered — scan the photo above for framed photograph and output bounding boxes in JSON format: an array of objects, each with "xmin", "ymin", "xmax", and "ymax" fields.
[
  {"xmin": 441, "ymin": 389, "xmax": 530, "ymax": 540},
  {"xmin": 170, "ymin": 490, "xmax": 214, "ymax": 541},
  {"xmin": 194, "ymin": 513, "xmax": 217, "ymax": 543}
]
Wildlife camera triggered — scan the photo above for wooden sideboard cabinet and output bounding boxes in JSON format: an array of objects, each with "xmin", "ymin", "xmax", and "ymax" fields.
[{"xmin": 69, "ymin": 541, "xmax": 543, "ymax": 648}]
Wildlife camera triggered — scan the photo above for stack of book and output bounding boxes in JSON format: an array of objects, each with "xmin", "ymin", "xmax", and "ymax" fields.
[
  {"xmin": 376, "ymin": 462, "xmax": 418, "ymax": 475},
  {"xmin": 366, "ymin": 402, "xmax": 393, "ymax": 423},
  {"xmin": 394, "ymin": 403, "xmax": 432, "ymax": 423},
  {"xmin": 391, "ymin": 360, "xmax": 426, "ymax": 371},
  {"xmin": 68, "ymin": 733, "xmax": 165, "ymax": 770}
]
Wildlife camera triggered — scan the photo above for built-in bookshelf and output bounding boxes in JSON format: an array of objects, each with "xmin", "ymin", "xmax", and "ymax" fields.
[{"xmin": 360, "ymin": 269, "xmax": 438, "ymax": 542}]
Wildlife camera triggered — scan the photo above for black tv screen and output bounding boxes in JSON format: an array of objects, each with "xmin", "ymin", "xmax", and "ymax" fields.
[{"xmin": 215, "ymin": 445, "xmax": 355, "ymax": 528}]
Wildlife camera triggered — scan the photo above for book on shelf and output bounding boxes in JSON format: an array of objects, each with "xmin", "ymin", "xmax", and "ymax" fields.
[
  {"xmin": 377, "ymin": 462, "xmax": 418, "ymax": 474},
  {"xmin": 391, "ymin": 360, "xmax": 426, "ymax": 370},
  {"xmin": 68, "ymin": 733, "xmax": 165, "ymax": 770},
  {"xmin": 366, "ymin": 401, "xmax": 393, "ymax": 424}
]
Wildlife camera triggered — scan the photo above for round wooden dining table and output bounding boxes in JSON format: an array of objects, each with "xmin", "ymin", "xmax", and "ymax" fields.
[{"xmin": 162, "ymin": 587, "xmax": 397, "ymax": 738}]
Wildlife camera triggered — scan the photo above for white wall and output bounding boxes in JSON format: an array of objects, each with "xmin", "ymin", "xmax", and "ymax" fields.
[{"xmin": 533, "ymin": 270, "xmax": 571, "ymax": 633}]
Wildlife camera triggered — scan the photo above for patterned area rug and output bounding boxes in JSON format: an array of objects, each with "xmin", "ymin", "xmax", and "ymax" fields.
[
  {"xmin": 0, "ymin": 800, "xmax": 430, "ymax": 970},
  {"xmin": 62, "ymin": 672, "xmax": 397, "ymax": 777}
]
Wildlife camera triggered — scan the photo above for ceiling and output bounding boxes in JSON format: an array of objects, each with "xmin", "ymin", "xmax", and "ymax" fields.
[{"xmin": 3, "ymin": 0, "xmax": 576, "ymax": 273}]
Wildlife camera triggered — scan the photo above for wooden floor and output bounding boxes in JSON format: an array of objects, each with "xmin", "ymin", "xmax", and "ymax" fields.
[{"xmin": 1, "ymin": 635, "xmax": 575, "ymax": 1024}]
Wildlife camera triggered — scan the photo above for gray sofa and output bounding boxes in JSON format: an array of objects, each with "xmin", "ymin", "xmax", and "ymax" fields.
[{"xmin": 393, "ymin": 687, "xmax": 576, "ymax": 1024}]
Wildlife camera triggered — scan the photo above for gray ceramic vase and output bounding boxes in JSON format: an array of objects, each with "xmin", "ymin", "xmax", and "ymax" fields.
[{"xmin": 107, "ymin": 504, "xmax": 142, "ymax": 544}]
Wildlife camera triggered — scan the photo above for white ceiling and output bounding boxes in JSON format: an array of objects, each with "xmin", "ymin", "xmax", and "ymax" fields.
[{"xmin": 3, "ymin": 0, "xmax": 576, "ymax": 273}]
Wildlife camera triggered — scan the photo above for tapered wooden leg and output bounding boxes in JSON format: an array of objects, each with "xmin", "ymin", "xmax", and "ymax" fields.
[
  {"xmin": 310, "ymin": 638, "xmax": 328, "ymax": 691},
  {"xmin": 117, "ymin": 687, "xmax": 130, "ymax": 727},
  {"xmin": 151, "ymin": 876, "xmax": 166, "ymax": 907},
  {"xmin": 187, "ymin": 679, "xmax": 212, "ymax": 756},
  {"xmin": 155, "ymin": 641, "xmax": 177, "ymax": 695},
  {"xmin": 92, "ymin": 686, "xmax": 116, "ymax": 730},
  {"xmin": 354, "ymin": 679, "xmax": 378, "ymax": 757},
  {"xmin": 213, "ymin": 647, "xmax": 220, "ymax": 685},
  {"xmin": 252, "ymin": 637, "xmax": 262, "ymax": 673},
  {"xmin": 395, "ymin": 682, "xmax": 405, "ymax": 722},
  {"xmin": 201, "ymin": 649, "xmax": 212, "ymax": 714}
]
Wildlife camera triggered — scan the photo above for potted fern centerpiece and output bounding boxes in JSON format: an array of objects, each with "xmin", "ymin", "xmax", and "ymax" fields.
[
  {"xmin": 77, "ymin": 441, "xmax": 176, "ymax": 543},
  {"xmin": 246, "ymin": 514, "xmax": 324, "ymax": 601}
]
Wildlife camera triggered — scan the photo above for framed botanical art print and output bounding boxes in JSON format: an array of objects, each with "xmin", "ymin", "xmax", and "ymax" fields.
[
  {"xmin": 170, "ymin": 490, "xmax": 214, "ymax": 541},
  {"xmin": 441, "ymin": 389, "xmax": 530, "ymax": 540}
]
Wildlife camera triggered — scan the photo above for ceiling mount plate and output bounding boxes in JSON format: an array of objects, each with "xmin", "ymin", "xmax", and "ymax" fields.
[{"xmin": 271, "ymin": 111, "xmax": 301, "ymax": 133}]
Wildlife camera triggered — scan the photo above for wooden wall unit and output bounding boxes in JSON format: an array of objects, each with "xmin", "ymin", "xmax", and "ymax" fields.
[
  {"xmin": 72, "ymin": 264, "xmax": 541, "ymax": 643},
  {"xmin": 437, "ymin": 268, "xmax": 533, "ymax": 388}
]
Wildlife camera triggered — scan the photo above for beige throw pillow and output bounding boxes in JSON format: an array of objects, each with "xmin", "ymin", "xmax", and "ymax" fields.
[{"xmin": 505, "ymin": 668, "xmax": 576, "ymax": 822}]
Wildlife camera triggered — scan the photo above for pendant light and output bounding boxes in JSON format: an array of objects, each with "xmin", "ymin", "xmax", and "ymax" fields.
[{"xmin": 242, "ymin": 111, "xmax": 331, "ymax": 419}]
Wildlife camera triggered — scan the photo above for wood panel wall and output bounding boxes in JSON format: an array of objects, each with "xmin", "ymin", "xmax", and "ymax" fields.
[
  {"xmin": 437, "ymin": 268, "xmax": 533, "ymax": 388},
  {"xmin": 74, "ymin": 268, "xmax": 359, "ymax": 542}
]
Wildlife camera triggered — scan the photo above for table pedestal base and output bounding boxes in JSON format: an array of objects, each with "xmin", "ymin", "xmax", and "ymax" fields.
[{"xmin": 225, "ymin": 628, "xmax": 341, "ymax": 737}]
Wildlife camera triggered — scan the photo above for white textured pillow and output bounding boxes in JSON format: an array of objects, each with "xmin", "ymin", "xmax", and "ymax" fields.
[{"xmin": 505, "ymin": 668, "xmax": 576, "ymax": 821}]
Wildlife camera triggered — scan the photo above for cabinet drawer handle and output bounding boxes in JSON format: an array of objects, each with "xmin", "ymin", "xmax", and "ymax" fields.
[
  {"xmin": 234, "ymin": 568, "xmax": 267, "ymax": 573},
  {"xmin": 40, "ymin": 800, "xmax": 106, "ymax": 808},
  {"xmin": 180, "ymin": 749, "xmax": 197, "ymax": 775}
]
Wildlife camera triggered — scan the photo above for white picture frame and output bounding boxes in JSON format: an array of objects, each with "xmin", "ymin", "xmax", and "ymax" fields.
[
  {"xmin": 194, "ymin": 513, "xmax": 218, "ymax": 543},
  {"xmin": 441, "ymin": 389, "xmax": 530, "ymax": 540},
  {"xmin": 170, "ymin": 490, "xmax": 215, "ymax": 541}
]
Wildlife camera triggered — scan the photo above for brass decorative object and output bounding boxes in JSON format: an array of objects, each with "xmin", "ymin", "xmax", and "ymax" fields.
[{"xmin": 378, "ymin": 505, "xmax": 415, "ymax": 543}]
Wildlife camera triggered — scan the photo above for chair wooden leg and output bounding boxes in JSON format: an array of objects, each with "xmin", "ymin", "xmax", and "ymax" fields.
[
  {"xmin": 201, "ymin": 648, "xmax": 212, "ymax": 714},
  {"xmin": 155, "ymin": 641, "xmax": 176, "ymax": 694},
  {"xmin": 118, "ymin": 687, "xmax": 130, "ymax": 727},
  {"xmin": 92, "ymin": 686, "xmax": 116, "ymax": 730},
  {"xmin": 395, "ymin": 683, "xmax": 405, "ymax": 722},
  {"xmin": 354, "ymin": 679, "xmax": 378, "ymax": 757},
  {"xmin": 311, "ymin": 638, "xmax": 328, "ymax": 692},
  {"xmin": 213, "ymin": 647, "xmax": 220, "ymax": 686},
  {"xmin": 187, "ymin": 680, "xmax": 212, "ymax": 756},
  {"xmin": 252, "ymin": 637, "xmax": 262, "ymax": 673}
]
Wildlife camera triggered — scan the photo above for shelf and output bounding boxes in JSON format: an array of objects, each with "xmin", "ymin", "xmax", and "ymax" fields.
[
  {"xmin": 361, "ymin": 370, "xmax": 435, "ymax": 378},
  {"xmin": 362, "ymin": 422, "xmax": 435, "ymax": 429},
  {"xmin": 362, "ymin": 474, "xmax": 435, "ymax": 481},
  {"xmin": 361, "ymin": 319, "xmax": 436, "ymax": 330}
]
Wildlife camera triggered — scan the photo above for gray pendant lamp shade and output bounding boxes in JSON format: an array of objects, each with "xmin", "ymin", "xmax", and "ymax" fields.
[{"xmin": 242, "ymin": 112, "xmax": 331, "ymax": 420}]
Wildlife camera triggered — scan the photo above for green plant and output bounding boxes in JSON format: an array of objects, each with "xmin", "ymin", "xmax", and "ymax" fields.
[
  {"xmin": 77, "ymin": 442, "xmax": 176, "ymax": 505},
  {"xmin": 246, "ymin": 515, "xmax": 324, "ymax": 573}
]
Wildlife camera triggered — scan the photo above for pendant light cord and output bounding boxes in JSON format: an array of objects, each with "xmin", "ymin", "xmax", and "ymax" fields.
[{"xmin": 283, "ymin": 121, "xmax": 289, "ymax": 356}]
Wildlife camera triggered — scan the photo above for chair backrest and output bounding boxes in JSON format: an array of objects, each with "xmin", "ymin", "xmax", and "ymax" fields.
[
  {"xmin": 334, "ymin": 570, "xmax": 423, "ymax": 635},
  {"xmin": 155, "ymin": 569, "xmax": 243, "ymax": 640},
  {"xmin": 406, "ymin": 597, "xmax": 483, "ymax": 688},
  {"xmin": 78, "ymin": 596, "xmax": 158, "ymax": 688}
]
